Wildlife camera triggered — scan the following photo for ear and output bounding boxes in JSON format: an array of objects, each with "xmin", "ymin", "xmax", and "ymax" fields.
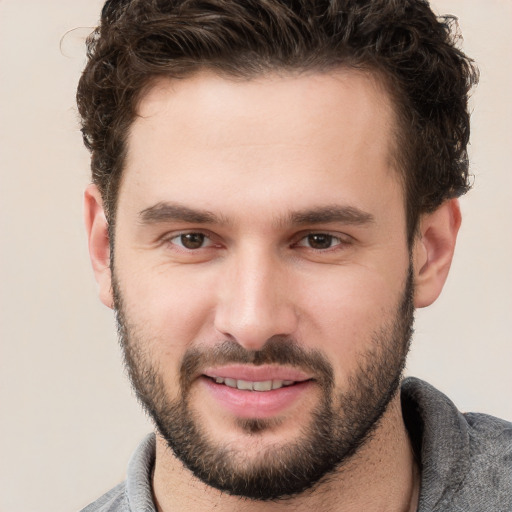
[
  {"xmin": 84, "ymin": 184, "xmax": 114, "ymax": 309},
  {"xmin": 412, "ymin": 199, "xmax": 461, "ymax": 308}
]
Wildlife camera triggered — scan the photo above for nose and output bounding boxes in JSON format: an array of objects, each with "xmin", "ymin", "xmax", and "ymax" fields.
[{"xmin": 213, "ymin": 245, "xmax": 299, "ymax": 351}]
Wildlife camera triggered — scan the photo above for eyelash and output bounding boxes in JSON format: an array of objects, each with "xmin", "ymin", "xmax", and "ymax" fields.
[
  {"xmin": 293, "ymin": 232, "xmax": 350, "ymax": 251},
  {"xmin": 164, "ymin": 230, "xmax": 351, "ymax": 252},
  {"xmin": 166, "ymin": 231, "xmax": 219, "ymax": 251}
]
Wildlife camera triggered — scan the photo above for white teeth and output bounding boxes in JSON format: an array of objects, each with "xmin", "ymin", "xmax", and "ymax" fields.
[
  {"xmin": 224, "ymin": 378, "xmax": 237, "ymax": 388},
  {"xmin": 211, "ymin": 377, "xmax": 296, "ymax": 391},
  {"xmin": 236, "ymin": 379, "xmax": 253, "ymax": 391},
  {"xmin": 253, "ymin": 381, "xmax": 272, "ymax": 392}
]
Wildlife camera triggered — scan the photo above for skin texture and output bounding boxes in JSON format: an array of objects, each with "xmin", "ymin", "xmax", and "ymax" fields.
[{"xmin": 85, "ymin": 70, "xmax": 461, "ymax": 511}]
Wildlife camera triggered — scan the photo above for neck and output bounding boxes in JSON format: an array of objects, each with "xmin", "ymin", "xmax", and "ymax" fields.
[{"xmin": 152, "ymin": 394, "xmax": 420, "ymax": 512}]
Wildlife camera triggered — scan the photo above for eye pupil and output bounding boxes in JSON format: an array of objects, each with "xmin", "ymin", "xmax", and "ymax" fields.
[
  {"xmin": 181, "ymin": 233, "xmax": 205, "ymax": 249},
  {"xmin": 308, "ymin": 234, "xmax": 332, "ymax": 249}
]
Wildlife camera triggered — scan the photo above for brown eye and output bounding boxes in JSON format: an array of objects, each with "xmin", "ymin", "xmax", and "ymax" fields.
[
  {"xmin": 179, "ymin": 233, "xmax": 206, "ymax": 249},
  {"xmin": 306, "ymin": 234, "xmax": 335, "ymax": 249}
]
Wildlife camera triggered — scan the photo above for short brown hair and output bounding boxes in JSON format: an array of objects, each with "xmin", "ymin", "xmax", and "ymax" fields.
[{"xmin": 77, "ymin": 0, "xmax": 478, "ymax": 242}]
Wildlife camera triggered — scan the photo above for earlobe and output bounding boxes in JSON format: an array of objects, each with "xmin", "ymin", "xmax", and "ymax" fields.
[
  {"xmin": 413, "ymin": 199, "xmax": 461, "ymax": 308},
  {"xmin": 84, "ymin": 184, "xmax": 114, "ymax": 309}
]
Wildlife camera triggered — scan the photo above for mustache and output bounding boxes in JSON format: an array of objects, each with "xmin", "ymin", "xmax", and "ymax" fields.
[{"xmin": 180, "ymin": 336, "xmax": 334, "ymax": 393}]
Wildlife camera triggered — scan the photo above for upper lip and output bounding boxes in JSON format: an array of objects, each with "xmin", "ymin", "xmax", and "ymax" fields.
[{"xmin": 202, "ymin": 364, "xmax": 312, "ymax": 382}]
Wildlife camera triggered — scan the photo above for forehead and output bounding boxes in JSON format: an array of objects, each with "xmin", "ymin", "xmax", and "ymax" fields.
[
  {"xmin": 120, "ymin": 70, "xmax": 402, "ymax": 225},
  {"xmin": 136, "ymin": 69, "xmax": 396, "ymax": 149}
]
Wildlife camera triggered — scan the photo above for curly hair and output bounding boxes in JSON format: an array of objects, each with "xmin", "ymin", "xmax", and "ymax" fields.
[{"xmin": 77, "ymin": 0, "xmax": 478, "ymax": 243}]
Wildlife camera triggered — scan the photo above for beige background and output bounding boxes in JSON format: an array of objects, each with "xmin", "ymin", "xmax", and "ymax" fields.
[{"xmin": 0, "ymin": 1, "xmax": 510, "ymax": 511}]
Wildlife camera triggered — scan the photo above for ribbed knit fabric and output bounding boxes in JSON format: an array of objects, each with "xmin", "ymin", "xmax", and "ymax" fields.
[{"xmin": 81, "ymin": 377, "xmax": 512, "ymax": 511}]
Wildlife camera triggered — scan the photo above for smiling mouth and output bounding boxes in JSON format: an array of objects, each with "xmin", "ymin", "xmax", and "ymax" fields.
[{"xmin": 206, "ymin": 376, "xmax": 302, "ymax": 392}]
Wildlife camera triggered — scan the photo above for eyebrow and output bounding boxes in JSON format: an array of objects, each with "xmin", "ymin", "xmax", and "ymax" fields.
[
  {"xmin": 139, "ymin": 202, "xmax": 227, "ymax": 225},
  {"xmin": 138, "ymin": 202, "xmax": 374, "ymax": 227},
  {"xmin": 288, "ymin": 205, "xmax": 374, "ymax": 226}
]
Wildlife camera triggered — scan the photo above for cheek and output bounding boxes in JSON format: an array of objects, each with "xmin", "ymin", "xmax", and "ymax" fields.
[
  {"xmin": 116, "ymin": 262, "xmax": 218, "ymax": 355},
  {"xmin": 297, "ymin": 265, "xmax": 406, "ymax": 381},
  {"xmin": 116, "ymin": 266, "xmax": 220, "ymax": 400}
]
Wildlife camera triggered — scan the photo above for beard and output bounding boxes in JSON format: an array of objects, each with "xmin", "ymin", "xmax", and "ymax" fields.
[{"xmin": 112, "ymin": 268, "xmax": 414, "ymax": 501}]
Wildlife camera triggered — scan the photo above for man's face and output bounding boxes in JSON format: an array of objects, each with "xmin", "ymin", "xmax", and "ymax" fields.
[{"xmin": 112, "ymin": 71, "xmax": 414, "ymax": 498}]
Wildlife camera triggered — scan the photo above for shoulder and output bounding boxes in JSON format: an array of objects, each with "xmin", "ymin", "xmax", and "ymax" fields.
[
  {"xmin": 446, "ymin": 412, "xmax": 512, "ymax": 511},
  {"xmin": 462, "ymin": 411, "xmax": 512, "ymax": 490},
  {"xmin": 401, "ymin": 377, "xmax": 512, "ymax": 511},
  {"xmin": 464, "ymin": 410, "xmax": 512, "ymax": 447},
  {"xmin": 79, "ymin": 482, "xmax": 128, "ymax": 512}
]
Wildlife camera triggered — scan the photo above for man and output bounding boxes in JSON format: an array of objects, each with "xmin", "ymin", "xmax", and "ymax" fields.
[{"xmin": 78, "ymin": 0, "xmax": 511, "ymax": 510}]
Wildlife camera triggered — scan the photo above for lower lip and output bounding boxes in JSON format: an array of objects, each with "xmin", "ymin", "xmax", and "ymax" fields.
[{"xmin": 200, "ymin": 376, "xmax": 314, "ymax": 419}]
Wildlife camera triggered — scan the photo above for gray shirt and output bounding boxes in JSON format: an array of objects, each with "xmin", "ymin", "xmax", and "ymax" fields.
[{"xmin": 81, "ymin": 377, "xmax": 512, "ymax": 511}]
